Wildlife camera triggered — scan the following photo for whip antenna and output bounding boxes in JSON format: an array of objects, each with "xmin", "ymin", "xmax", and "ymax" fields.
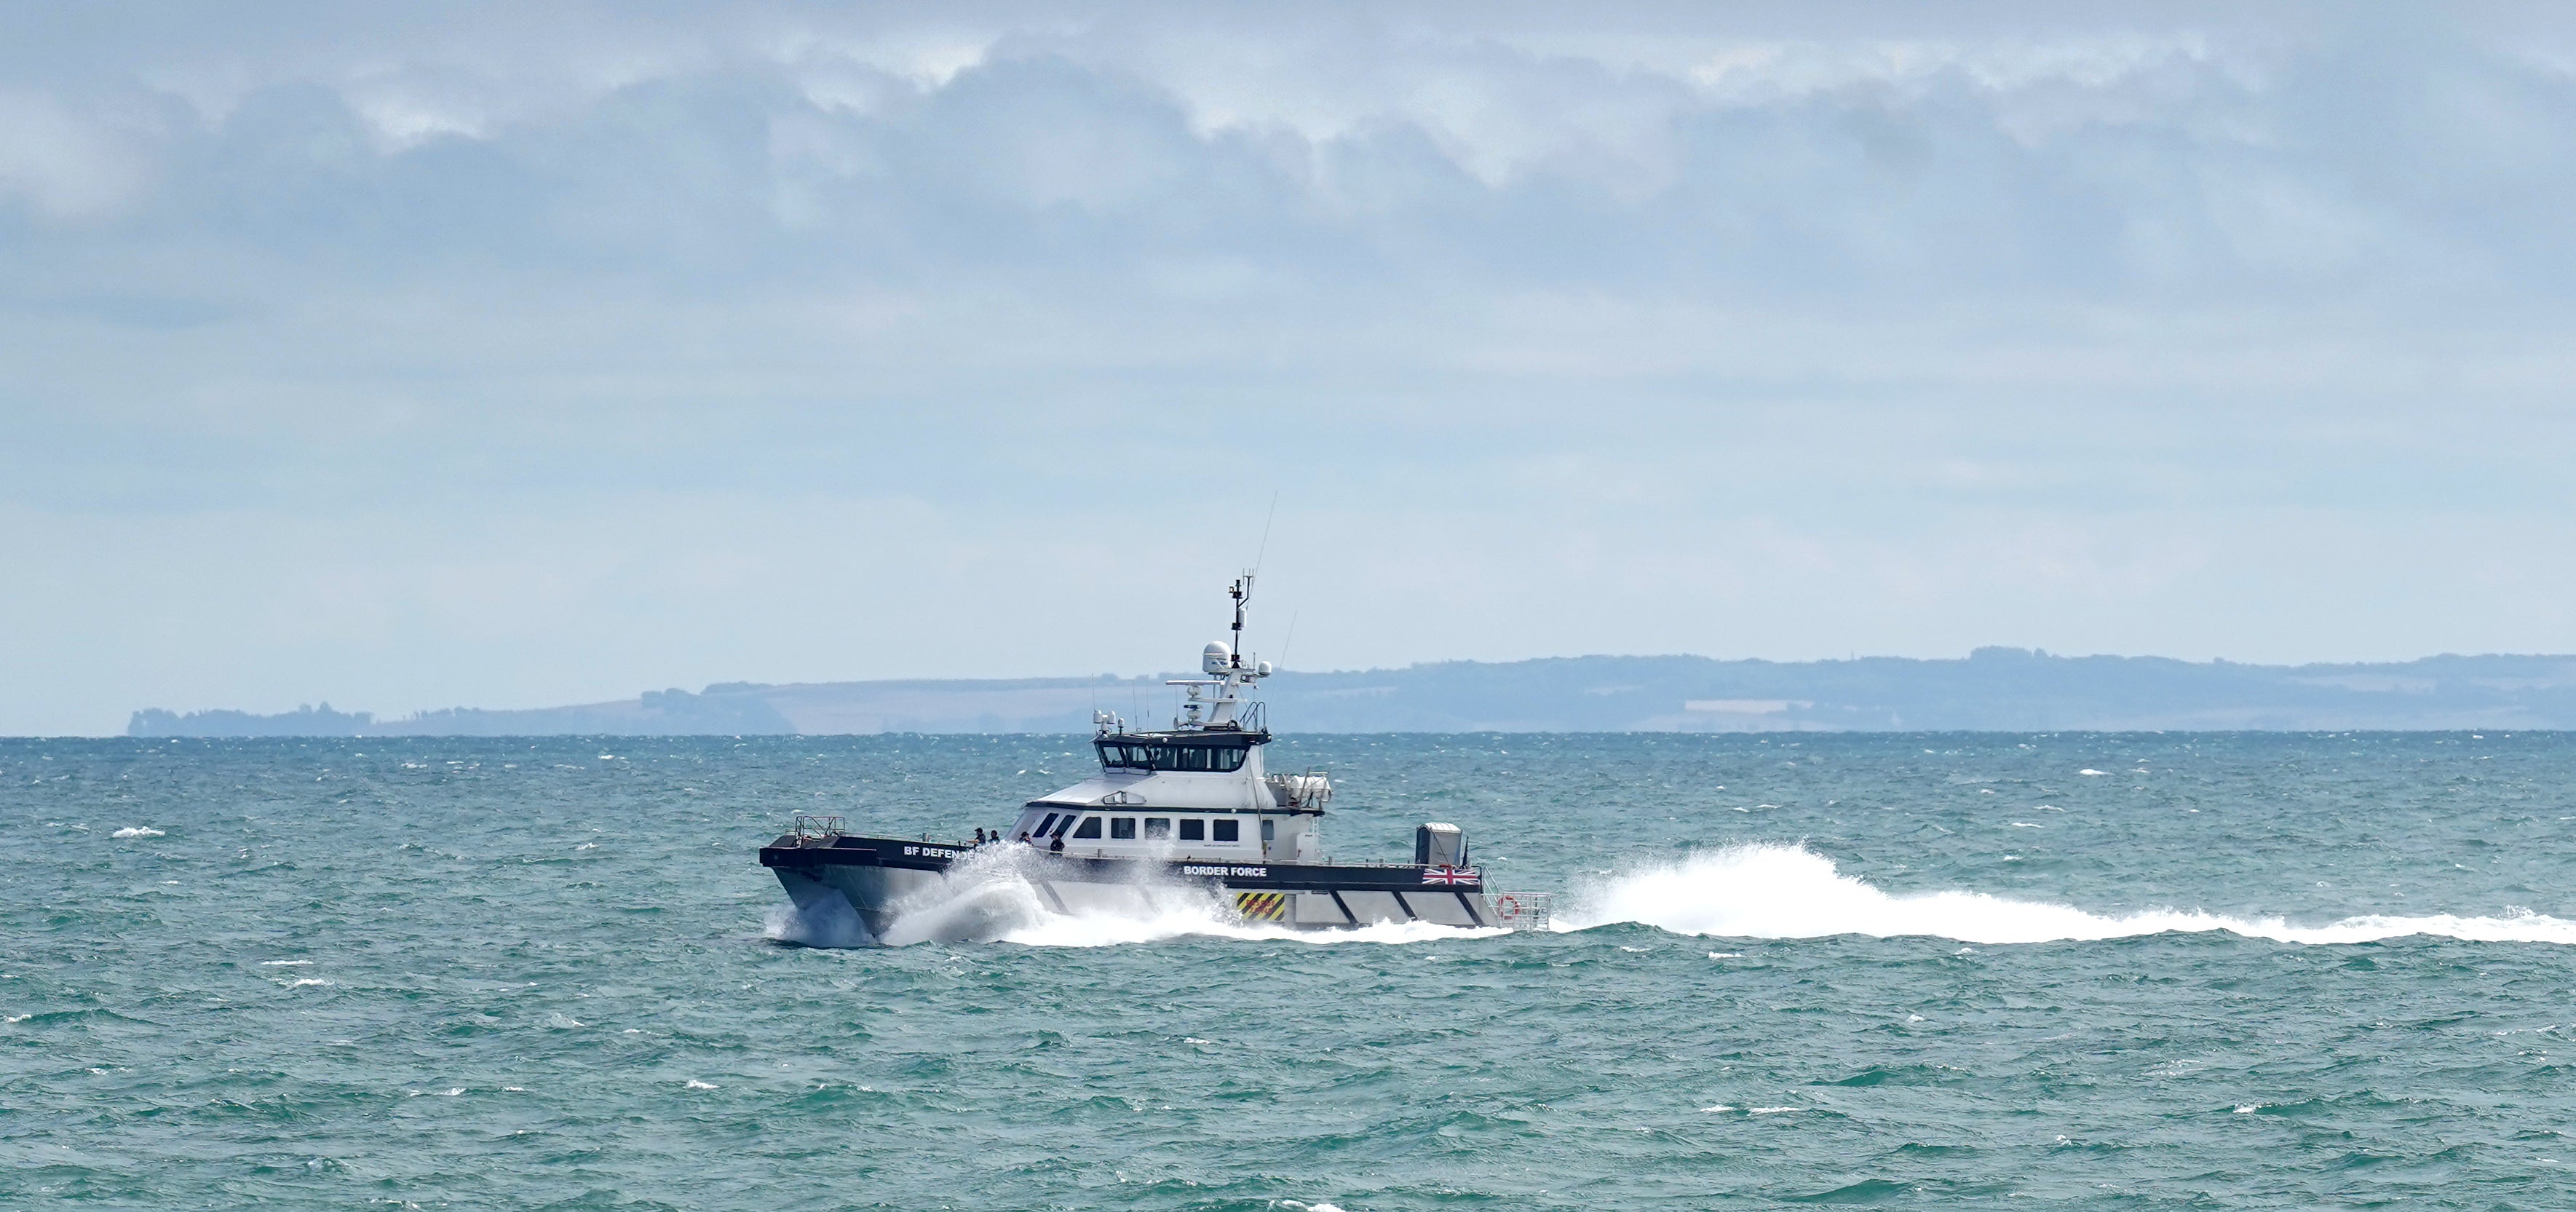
[{"xmin": 1252, "ymin": 491, "xmax": 1279, "ymax": 579}]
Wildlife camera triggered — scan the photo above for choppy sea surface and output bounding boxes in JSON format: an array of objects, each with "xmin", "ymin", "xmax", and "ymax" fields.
[{"xmin": 10, "ymin": 732, "xmax": 2576, "ymax": 1208}]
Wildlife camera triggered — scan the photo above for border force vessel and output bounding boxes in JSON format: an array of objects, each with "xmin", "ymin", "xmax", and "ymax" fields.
[{"xmin": 758, "ymin": 577, "xmax": 1549, "ymax": 940}]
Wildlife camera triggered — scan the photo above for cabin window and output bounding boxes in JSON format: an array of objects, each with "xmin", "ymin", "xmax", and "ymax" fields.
[
  {"xmin": 1110, "ymin": 817, "xmax": 1137, "ymax": 839},
  {"xmin": 1095, "ymin": 742, "xmax": 1251, "ymax": 773},
  {"xmin": 1033, "ymin": 813, "xmax": 1058, "ymax": 837},
  {"xmin": 1261, "ymin": 820, "xmax": 1276, "ymax": 841},
  {"xmin": 1179, "ymin": 819, "xmax": 1205, "ymax": 841},
  {"xmin": 1173, "ymin": 746, "xmax": 1247, "ymax": 772},
  {"xmin": 1071, "ymin": 817, "xmax": 1102, "ymax": 839},
  {"xmin": 1212, "ymin": 819, "xmax": 1239, "ymax": 842},
  {"xmin": 1144, "ymin": 817, "xmax": 1171, "ymax": 839},
  {"xmin": 1053, "ymin": 814, "xmax": 1077, "ymax": 837}
]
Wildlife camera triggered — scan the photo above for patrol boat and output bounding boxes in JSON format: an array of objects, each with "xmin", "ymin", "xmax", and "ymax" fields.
[{"xmin": 757, "ymin": 576, "xmax": 1549, "ymax": 940}]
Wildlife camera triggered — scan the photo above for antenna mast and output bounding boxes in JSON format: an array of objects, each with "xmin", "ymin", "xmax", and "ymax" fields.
[{"xmin": 1229, "ymin": 572, "xmax": 1253, "ymax": 669}]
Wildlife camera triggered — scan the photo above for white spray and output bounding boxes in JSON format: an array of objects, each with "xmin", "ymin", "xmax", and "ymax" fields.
[{"xmin": 1555, "ymin": 843, "xmax": 2576, "ymax": 946}]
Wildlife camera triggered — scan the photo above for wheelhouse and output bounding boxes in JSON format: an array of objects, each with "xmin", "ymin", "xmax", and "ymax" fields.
[{"xmin": 1095, "ymin": 729, "xmax": 1261, "ymax": 773}]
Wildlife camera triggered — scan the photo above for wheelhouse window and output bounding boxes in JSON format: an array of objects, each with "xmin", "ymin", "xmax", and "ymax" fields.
[
  {"xmin": 1212, "ymin": 819, "xmax": 1240, "ymax": 842},
  {"xmin": 1143, "ymin": 817, "xmax": 1171, "ymax": 839},
  {"xmin": 1110, "ymin": 817, "xmax": 1137, "ymax": 839},
  {"xmin": 1033, "ymin": 813, "xmax": 1058, "ymax": 837},
  {"xmin": 1071, "ymin": 817, "xmax": 1102, "ymax": 839},
  {"xmin": 1178, "ymin": 819, "xmax": 1205, "ymax": 841},
  {"xmin": 1095, "ymin": 742, "xmax": 1250, "ymax": 772}
]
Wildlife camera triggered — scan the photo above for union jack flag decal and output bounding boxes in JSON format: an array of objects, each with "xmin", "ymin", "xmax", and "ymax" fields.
[{"xmin": 1422, "ymin": 866, "xmax": 1476, "ymax": 886}]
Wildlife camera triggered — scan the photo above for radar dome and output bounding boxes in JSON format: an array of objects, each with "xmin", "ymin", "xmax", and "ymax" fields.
[{"xmin": 1202, "ymin": 641, "xmax": 1232, "ymax": 673}]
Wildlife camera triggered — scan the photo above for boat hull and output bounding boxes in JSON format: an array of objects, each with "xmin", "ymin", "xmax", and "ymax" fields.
[{"xmin": 759, "ymin": 833, "xmax": 1510, "ymax": 938}]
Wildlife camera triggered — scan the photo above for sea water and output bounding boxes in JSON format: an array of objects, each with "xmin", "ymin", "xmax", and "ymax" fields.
[{"xmin": 7, "ymin": 732, "xmax": 2576, "ymax": 1208}]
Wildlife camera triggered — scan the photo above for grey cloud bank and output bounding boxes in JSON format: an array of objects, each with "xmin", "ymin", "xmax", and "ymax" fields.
[{"xmin": 6, "ymin": 3, "xmax": 2576, "ymax": 733}]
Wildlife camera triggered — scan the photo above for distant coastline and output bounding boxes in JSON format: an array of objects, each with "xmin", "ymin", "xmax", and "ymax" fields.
[{"xmin": 124, "ymin": 649, "xmax": 2576, "ymax": 736}]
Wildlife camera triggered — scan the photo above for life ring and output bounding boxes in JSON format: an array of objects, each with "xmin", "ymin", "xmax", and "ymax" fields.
[{"xmin": 1495, "ymin": 894, "xmax": 1522, "ymax": 920}]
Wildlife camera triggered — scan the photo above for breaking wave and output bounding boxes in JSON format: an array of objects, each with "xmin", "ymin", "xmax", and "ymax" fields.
[
  {"xmin": 767, "ymin": 846, "xmax": 1498, "ymax": 949},
  {"xmin": 1556, "ymin": 844, "xmax": 2576, "ymax": 946}
]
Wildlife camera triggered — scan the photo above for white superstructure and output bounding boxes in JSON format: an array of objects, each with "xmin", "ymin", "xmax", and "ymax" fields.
[{"xmin": 1007, "ymin": 574, "xmax": 1333, "ymax": 863}]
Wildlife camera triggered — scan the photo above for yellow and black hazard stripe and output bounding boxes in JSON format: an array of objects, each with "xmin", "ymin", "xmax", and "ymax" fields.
[{"xmin": 1234, "ymin": 891, "xmax": 1288, "ymax": 922}]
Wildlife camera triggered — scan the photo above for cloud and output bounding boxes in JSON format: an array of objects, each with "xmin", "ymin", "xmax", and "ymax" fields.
[
  {"xmin": 7, "ymin": 2, "xmax": 2576, "ymax": 731},
  {"xmin": 0, "ymin": 91, "xmax": 151, "ymax": 218},
  {"xmin": 4, "ymin": 3, "xmax": 2561, "ymax": 298}
]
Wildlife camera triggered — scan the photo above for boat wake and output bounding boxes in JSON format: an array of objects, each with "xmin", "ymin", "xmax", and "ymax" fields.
[
  {"xmin": 765, "ymin": 846, "xmax": 1501, "ymax": 949},
  {"xmin": 1555, "ymin": 843, "xmax": 2576, "ymax": 946}
]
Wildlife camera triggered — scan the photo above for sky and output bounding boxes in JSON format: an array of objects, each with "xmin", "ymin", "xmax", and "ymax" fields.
[{"xmin": 5, "ymin": 1, "xmax": 2576, "ymax": 734}]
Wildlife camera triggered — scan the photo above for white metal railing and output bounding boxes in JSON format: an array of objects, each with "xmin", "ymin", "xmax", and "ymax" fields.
[{"xmin": 1489, "ymin": 891, "xmax": 1552, "ymax": 930}]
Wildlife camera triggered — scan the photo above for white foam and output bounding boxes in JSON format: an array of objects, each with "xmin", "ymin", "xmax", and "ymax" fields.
[
  {"xmin": 1555, "ymin": 843, "xmax": 2576, "ymax": 946},
  {"xmin": 111, "ymin": 826, "xmax": 163, "ymax": 838}
]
